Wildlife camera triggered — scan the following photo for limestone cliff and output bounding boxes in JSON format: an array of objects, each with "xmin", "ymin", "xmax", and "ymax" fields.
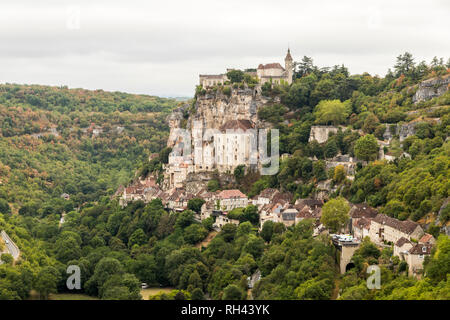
[
  {"xmin": 187, "ymin": 87, "xmax": 268, "ymax": 130},
  {"xmin": 413, "ymin": 74, "xmax": 450, "ymax": 103},
  {"xmin": 163, "ymin": 86, "xmax": 271, "ymax": 190}
]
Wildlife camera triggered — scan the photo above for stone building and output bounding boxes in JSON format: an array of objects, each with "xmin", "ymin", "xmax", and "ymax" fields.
[
  {"xmin": 216, "ymin": 189, "xmax": 248, "ymax": 211},
  {"xmin": 199, "ymin": 74, "xmax": 228, "ymax": 88},
  {"xmin": 199, "ymin": 49, "xmax": 294, "ymax": 87},
  {"xmin": 368, "ymin": 214, "xmax": 424, "ymax": 245},
  {"xmin": 352, "ymin": 217, "xmax": 371, "ymax": 240},
  {"xmin": 405, "ymin": 243, "xmax": 433, "ymax": 277},
  {"xmin": 213, "ymin": 212, "xmax": 240, "ymax": 229},
  {"xmin": 257, "ymin": 49, "xmax": 293, "ymax": 85}
]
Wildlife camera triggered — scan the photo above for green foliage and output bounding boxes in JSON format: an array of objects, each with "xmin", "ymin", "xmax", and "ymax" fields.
[
  {"xmin": 314, "ymin": 100, "xmax": 351, "ymax": 125},
  {"xmin": 207, "ymin": 179, "xmax": 220, "ymax": 192},
  {"xmin": 226, "ymin": 70, "xmax": 245, "ymax": 83},
  {"xmin": 187, "ymin": 198, "xmax": 206, "ymax": 214},
  {"xmin": 320, "ymin": 197, "xmax": 350, "ymax": 232},
  {"xmin": 354, "ymin": 134, "xmax": 379, "ymax": 161}
]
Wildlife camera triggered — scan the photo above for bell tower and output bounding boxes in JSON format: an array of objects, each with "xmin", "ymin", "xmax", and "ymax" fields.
[{"xmin": 284, "ymin": 48, "xmax": 293, "ymax": 85}]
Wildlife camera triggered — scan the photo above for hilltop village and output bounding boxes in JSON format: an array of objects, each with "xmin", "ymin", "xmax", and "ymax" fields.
[{"xmin": 117, "ymin": 51, "xmax": 449, "ymax": 280}]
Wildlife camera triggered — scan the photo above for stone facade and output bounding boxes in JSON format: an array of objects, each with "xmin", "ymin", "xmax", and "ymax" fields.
[
  {"xmin": 216, "ymin": 189, "xmax": 248, "ymax": 211},
  {"xmin": 368, "ymin": 214, "xmax": 424, "ymax": 245},
  {"xmin": 200, "ymin": 49, "xmax": 294, "ymax": 87},
  {"xmin": 308, "ymin": 126, "xmax": 339, "ymax": 144},
  {"xmin": 164, "ymin": 86, "xmax": 271, "ymax": 189}
]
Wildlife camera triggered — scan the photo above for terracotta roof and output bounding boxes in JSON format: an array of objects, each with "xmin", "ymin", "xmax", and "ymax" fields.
[
  {"xmin": 372, "ymin": 214, "xmax": 420, "ymax": 235},
  {"xmin": 395, "ymin": 237, "xmax": 411, "ymax": 247},
  {"xmin": 419, "ymin": 233, "xmax": 435, "ymax": 244},
  {"xmin": 409, "ymin": 243, "xmax": 433, "ymax": 255},
  {"xmin": 219, "ymin": 119, "xmax": 255, "ymax": 131},
  {"xmin": 257, "ymin": 63, "xmax": 285, "ymax": 70},
  {"xmin": 218, "ymin": 189, "xmax": 247, "ymax": 199},
  {"xmin": 350, "ymin": 203, "xmax": 378, "ymax": 219}
]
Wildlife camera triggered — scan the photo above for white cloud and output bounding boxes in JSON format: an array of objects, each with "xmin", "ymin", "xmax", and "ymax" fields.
[{"xmin": 0, "ymin": 0, "xmax": 448, "ymax": 96}]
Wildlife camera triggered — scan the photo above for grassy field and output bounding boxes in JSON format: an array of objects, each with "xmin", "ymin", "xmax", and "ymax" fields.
[
  {"xmin": 140, "ymin": 287, "xmax": 175, "ymax": 300},
  {"xmin": 48, "ymin": 293, "xmax": 99, "ymax": 300}
]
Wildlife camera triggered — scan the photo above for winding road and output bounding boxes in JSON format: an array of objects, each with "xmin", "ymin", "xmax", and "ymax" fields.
[{"xmin": 0, "ymin": 230, "xmax": 20, "ymax": 262}]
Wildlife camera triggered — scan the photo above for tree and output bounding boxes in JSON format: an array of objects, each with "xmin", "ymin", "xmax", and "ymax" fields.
[
  {"xmin": 314, "ymin": 99, "xmax": 350, "ymax": 125},
  {"xmin": 0, "ymin": 253, "xmax": 13, "ymax": 265},
  {"xmin": 191, "ymin": 288, "xmax": 205, "ymax": 300},
  {"xmin": 260, "ymin": 220, "xmax": 274, "ymax": 242},
  {"xmin": 233, "ymin": 165, "xmax": 245, "ymax": 181},
  {"xmin": 295, "ymin": 56, "xmax": 315, "ymax": 78},
  {"xmin": 187, "ymin": 198, "xmax": 205, "ymax": 214},
  {"xmin": 222, "ymin": 284, "xmax": 245, "ymax": 300},
  {"xmin": 221, "ymin": 224, "xmax": 237, "ymax": 242},
  {"xmin": 176, "ymin": 210, "xmax": 195, "ymax": 229},
  {"xmin": 128, "ymin": 228, "xmax": 147, "ymax": 247},
  {"xmin": 0, "ymin": 199, "xmax": 11, "ymax": 214},
  {"xmin": 35, "ymin": 267, "xmax": 60, "ymax": 300},
  {"xmin": 320, "ymin": 197, "xmax": 350, "ymax": 232},
  {"xmin": 333, "ymin": 165, "xmax": 346, "ymax": 183},
  {"xmin": 184, "ymin": 224, "xmax": 208, "ymax": 244},
  {"xmin": 242, "ymin": 205, "xmax": 259, "ymax": 224},
  {"xmin": 207, "ymin": 179, "xmax": 219, "ymax": 192},
  {"xmin": 394, "ymin": 52, "xmax": 415, "ymax": 77},
  {"xmin": 354, "ymin": 134, "xmax": 379, "ymax": 161},
  {"xmin": 226, "ymin": 70, "xmax": 245, "ymax": 83}
]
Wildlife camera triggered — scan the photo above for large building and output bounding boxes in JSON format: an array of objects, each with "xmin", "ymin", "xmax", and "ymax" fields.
[
  {"xmin": 165, "ymin": 119, "xmax": 259, "ymax": 188},
  {"xmin": 199, "ymin": 49, "xmax": 294, "ymax": 87}
]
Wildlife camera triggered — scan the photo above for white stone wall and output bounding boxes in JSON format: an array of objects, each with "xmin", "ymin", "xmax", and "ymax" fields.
[{"xmin": 220, "ymin": 197, "xmax": 248, "ymax": 211}]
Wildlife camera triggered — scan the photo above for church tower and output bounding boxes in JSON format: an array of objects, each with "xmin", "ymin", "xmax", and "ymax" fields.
[{"xmin": 284, "ymin": 48, "xmax": 293, "ymax": 85}]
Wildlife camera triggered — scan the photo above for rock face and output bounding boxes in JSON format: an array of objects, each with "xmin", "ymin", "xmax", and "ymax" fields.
[
  {"xmin": 382, "ymin": 119, "xmax": 441, "ymax": 142},
  {"xmin": 308, "ymin": 126, "xmax": 339, "ymax": 144},
  {"xmin": 413, "ymin": 74, "xmax": 450, "ymax": 103},
  {"xmin": 167, "ymin": 104, "xmax": 188, "ymax": 148},
  {"xmin": 189, "ymin": 88, "xmax": 266, "ymax": 130},
  {"xmin": 163, "ymin": 87, "xmax": 271, "ymax": 189}
]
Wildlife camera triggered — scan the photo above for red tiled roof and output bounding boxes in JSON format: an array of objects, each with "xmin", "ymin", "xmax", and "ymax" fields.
[
  {"xmin": 419, "ymin": 233, "xmax": 434, "ymax": 244},
  {"xmin": 218, "ymin": 189, "xmax": 247, "ymax": 199},
  {"xmin": 257, "ymin": 63, "xmax": 285, "ymax": 70}
]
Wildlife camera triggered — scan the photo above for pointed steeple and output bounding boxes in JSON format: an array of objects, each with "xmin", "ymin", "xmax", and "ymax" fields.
[{"xmin": 285, "ymin": 48, "xmax": 293, "ymax": 61}]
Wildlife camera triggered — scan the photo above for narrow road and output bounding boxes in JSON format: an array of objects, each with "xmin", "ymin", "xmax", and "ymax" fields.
[{"xmin": 0, "ymin": 230, "xmax": 20, "ymax": 261}]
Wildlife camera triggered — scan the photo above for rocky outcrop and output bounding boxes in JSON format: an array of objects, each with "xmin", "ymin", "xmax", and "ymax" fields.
[
  {"xmin": 167, "ymin": 104, "xmax": 189, "ymax": 148},
  {"xmin": 382, "ymin": 119, "xmax": 441, "ymax": 142},
  {"xmin": 308, "ymin": 126, "xmax": 339, "ymax": 144},
  {"xmin": 413, "ymin": 74, "xmax": 450, "ymax": 103},
  {"xmin": 184, "ymin": 171, "xmax": 234, "ymax": 194},
  {"xmin": 189, "ymin": 88, "xmax": 268, "ymax": 130}
]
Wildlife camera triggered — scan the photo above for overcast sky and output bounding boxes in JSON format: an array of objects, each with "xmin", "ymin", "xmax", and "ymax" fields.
[{"xmin": 0, "ymin": 0, "xmax": 449, "ymax": 97}]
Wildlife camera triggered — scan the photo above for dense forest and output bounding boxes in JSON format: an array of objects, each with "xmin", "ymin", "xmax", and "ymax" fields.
[{"xmin": 0, "ymin": 53, "xmax": 449, "ymax": 300}]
